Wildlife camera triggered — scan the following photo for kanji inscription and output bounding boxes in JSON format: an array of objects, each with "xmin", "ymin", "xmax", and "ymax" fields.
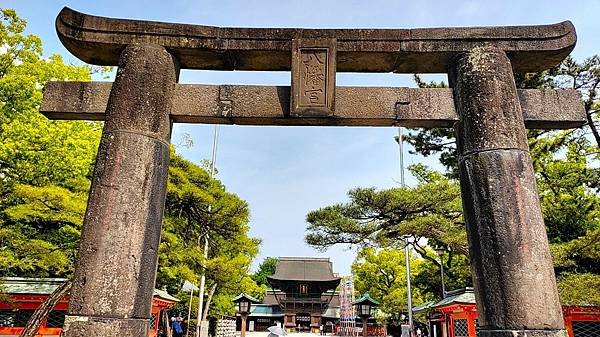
[
  {"xmin": 291, "ymin": 38, "xmax": 336, "ymax": 116},
  {"xmin": 299, "ymin": 49, "xmax": 327, "ymax": 107}
]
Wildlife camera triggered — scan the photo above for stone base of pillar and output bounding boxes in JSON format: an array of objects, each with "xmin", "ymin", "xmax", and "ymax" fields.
[
  {"xmin": 62, "ymin": 315, "xmax": 149, "ymax": 337},
  {"xmin": 478, "ymin": 329, "xmax": 567, "ymax": 337}
]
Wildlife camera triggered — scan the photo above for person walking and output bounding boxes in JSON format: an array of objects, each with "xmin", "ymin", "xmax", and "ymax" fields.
[
  {"xmin": 172, "ymin": 317, "xmax": 184, "ymax": 337},
  {"xmin": 181, "ymin": 318, "xmax": 188, "ymax": 337}
]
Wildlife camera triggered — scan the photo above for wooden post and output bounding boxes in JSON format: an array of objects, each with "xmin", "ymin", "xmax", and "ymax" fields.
[
  {"xmin": 61, "ymin": 43, "xmax": 179, "ymax": 337},
  {"xmin": 363, "ymin": 320, "xmax": 368, "ymax": 337},
  {"xmin": 466, "ymin": 312, "xmax": 477, "ymax": 337},
  {"xmin": 450, "ymin": 47, "xmax": 565, "ymax": 337},
  {"xmin": 563, "ymin": 310, "xmax": 574, "ymax": 337},
  {"xmin": 241, "ymin": 315, "xmax": 247, "ymax": 337}
]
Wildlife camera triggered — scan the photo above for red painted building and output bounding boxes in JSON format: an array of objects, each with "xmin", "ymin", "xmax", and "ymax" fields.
[
  {"xmin": 414, "ymin": 288, "xmax": 600, "ymax": 337},
  {"xmin": 0, "ymin": 277, "xmax": 178, "ymax": 337}
]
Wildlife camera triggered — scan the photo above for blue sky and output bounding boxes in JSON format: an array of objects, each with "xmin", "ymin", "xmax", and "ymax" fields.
[{"xmin": 6, "ymin": 0, "xmax": 599, "ymax": 276}]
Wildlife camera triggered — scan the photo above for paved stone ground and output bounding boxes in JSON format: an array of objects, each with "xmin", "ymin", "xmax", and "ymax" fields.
[
  {"xmin": 238, "ymin": 332, "xmax": 379, "ymax": 337},
  {"xmin": 240, "ymin": 332, "xmax": 321, "ymax": 337}
]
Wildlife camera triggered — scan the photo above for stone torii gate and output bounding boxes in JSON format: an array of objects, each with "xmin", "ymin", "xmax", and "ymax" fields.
[{"xmin": 41, "ymin": 7, "xmax": 585, "ymax": 337}]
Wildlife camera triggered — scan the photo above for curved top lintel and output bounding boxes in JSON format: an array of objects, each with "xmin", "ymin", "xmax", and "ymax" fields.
[{"xmin": 56, "ymin": 7, "xmax": 576, "ymax": 73}]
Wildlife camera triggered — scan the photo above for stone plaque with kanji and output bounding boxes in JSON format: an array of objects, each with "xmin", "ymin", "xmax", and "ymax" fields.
[{"xmin": 291, "ymin": 38, "xmax": 336, "ymax": 116}]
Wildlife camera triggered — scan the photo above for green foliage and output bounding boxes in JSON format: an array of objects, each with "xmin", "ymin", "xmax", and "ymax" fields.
[
  {"xmin": 165, "ymin": 152, "xmax": 249, "ymax": 242},
  {"xmin": 0, "ymin": 9, "xmax": 100, "ymax": 189},
  {"xmin": 551, "ymin": 229, "xmax": 600, "ymax": 275},
  {"xmin": 557, "ymin": 273, "xmax": 600, "ymax": 306},
  {"xmin": 5, "ymin": 185, "xmax": 87, "ymax": 225},
  {"xmin": 554, "ymin": 56, "xmax": 600, "ymax": 147},
  {"xmin": 406, "ymin": 63, "xmax": 600, "ymax": 305},
  {"xmin": 305, "ymin": 165, "xmax": 473, "ymax": 301},
  {"xmin": 527, "ymin": 123, "xmax": 600, "ymax": 304},
  {"xmin": 0, "ymin": 8, "xmax": 101, "ymax": 278},
  {"xmin": 307, "ymin": 64, "xmax": 600, "ymax": 304},
  {"xmin": 411, "ymin": 251, "xmax": 471, "ymax": 302},
  {"xmin": 0, "ymin": 10, "xmax": 263, "ymax": 319},
  {"xmin": 158, "ymin": 152, "xmax": 263, "ymax": 318},
  {"xmin": 306, "ymin": 164, "xmax": 466, "ymax": 256},
  {"xmin": 406, "ymin": 56, "xmax": 600, "ymax": 177},
  {"xmin": 529, "ymin": 130, "xmax": 600, "ymax": 244},
  {"xmin": 352, "ymin": 248, "xmax": 426, "ymax": 323},
  {"xmin": 252, "ymin": 257, "xmax": 278, "ymax": 287},
  {"xmin": 0, "ymin": 184, "xmax": 86, "ymax": 277},
  {"xmin": 405, "ymin": 76, "xmax": 457, "ymax": 177}
]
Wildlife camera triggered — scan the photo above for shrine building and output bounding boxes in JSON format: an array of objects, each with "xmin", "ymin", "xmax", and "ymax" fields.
[
  {"xmin": 414, "ymin": 288, "xmax": 600, "ymax": 337},
  {"xmin": 238, "ymin": 257, "xmax": 341, "ymax": 333},
  {"xmin": 0, "ymin": 277, "xmax": 178, "ymax": 337}
]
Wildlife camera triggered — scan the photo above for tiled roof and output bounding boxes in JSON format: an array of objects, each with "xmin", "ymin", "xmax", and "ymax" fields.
[
  {"xmin": 232, "ymin": 293, "xmax": 261, "ymax": 303},
  {"xmin": 425, "ymin": 288, "xmax": 600, "ymax": 311},
  {"xmin": 153, "ymin": 288, "xmax": 180, "ymax": 302},
  {"xmin": 249, "ymin": 304, "xmax": 284, "ymax": 317},
  {"xmin": 411, "ymin": 300, "xmax": 436, "ymax": 314},
  {"xmin": 432, "ymin": 288, "xmax": 476, "ymax": 308},
  {"xmin": 353, "ymin": 293, "xmax": 379, "ymax": 306},
  {"xmin": 263, "ymin": 290, "xmax": 282, "ymax": 305},
  {"xmin": 268, "ymin": 257, "xmax": 341, "ymax": 282},
  {"xmin": 0, "ymin": 277, "xmax": 68, "ymax": 294},
  {"xmin": 1, "ymin": 277, "xmax": 179, "ymax": 302}
]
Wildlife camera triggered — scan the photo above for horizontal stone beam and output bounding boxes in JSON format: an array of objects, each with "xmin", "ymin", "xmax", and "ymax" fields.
[
  {"xmin": 41, "ymin": 81, "xmax": 586, "ymax": 129},
  {"xmin": 57, "ymin": 7, "xmax": 576, "ymax": 73}
]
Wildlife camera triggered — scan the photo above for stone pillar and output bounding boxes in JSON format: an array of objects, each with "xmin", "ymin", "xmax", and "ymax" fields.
[
  {"xmin": 450, "ymin": 47, "xmax": 565, "ymax": 337},
  {"xmin": 63, "ymin": 44, "xmax": 179, "ymax": 337}
]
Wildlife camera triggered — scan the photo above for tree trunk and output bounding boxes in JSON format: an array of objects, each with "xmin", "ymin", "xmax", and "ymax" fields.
[
  {"xmin": 20, "ymin": 280, "xmax": 71, "ymax": 337},
  {"xmin": 586, "ymin": 109, "xmax": 600, "ymax": 148},
  {"xmin": 162, "ymin": 308, "xmax": 173, "ymax": 337},
  {"xmin": 201, "ymin": 284, "xmax": 217, "ymax": 321}
]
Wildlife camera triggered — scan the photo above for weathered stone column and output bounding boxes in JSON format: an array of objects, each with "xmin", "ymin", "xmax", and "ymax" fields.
[
  {"xmin": 63, "ymin": 44, "xmax": 179, "ymax": 337},
  {"xmin": 450, "ymin": 47, "xmax": 565, "ymax": 337}
]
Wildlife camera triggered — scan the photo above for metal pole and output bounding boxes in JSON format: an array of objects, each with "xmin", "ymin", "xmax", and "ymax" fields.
[
  {"xmin": 209, "ymin": 125, "xmax": 219, "ymax": 177},
  {"xmin": 397, "ymin": 127, "xmax": 405, "ymax": 187},
  {"xmin": 186, "ymin": 287, "xmax": 194, "ymax": 337},
  {"xmin": 397, "ymin": 127, "xmax": 413, "ymax": 337},
  {"xmin": 439, "ymin": 254, "xmax": 446, "ymax": 298},
  {"xmin": 196, "ymin": 236, "xmax": 209, "ymax": 337},
  {"xmin": 404, "ymin": 240, "xmax": 414, "ymax": 337},
  {"xmin": 196, "ymin": 125, "xmax": 220, "ymax": 337}
]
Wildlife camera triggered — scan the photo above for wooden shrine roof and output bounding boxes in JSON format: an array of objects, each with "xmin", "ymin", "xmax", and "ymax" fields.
[{"xmin": 268, "ymin": 257, "xmax": 341, "ymax": 282}]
